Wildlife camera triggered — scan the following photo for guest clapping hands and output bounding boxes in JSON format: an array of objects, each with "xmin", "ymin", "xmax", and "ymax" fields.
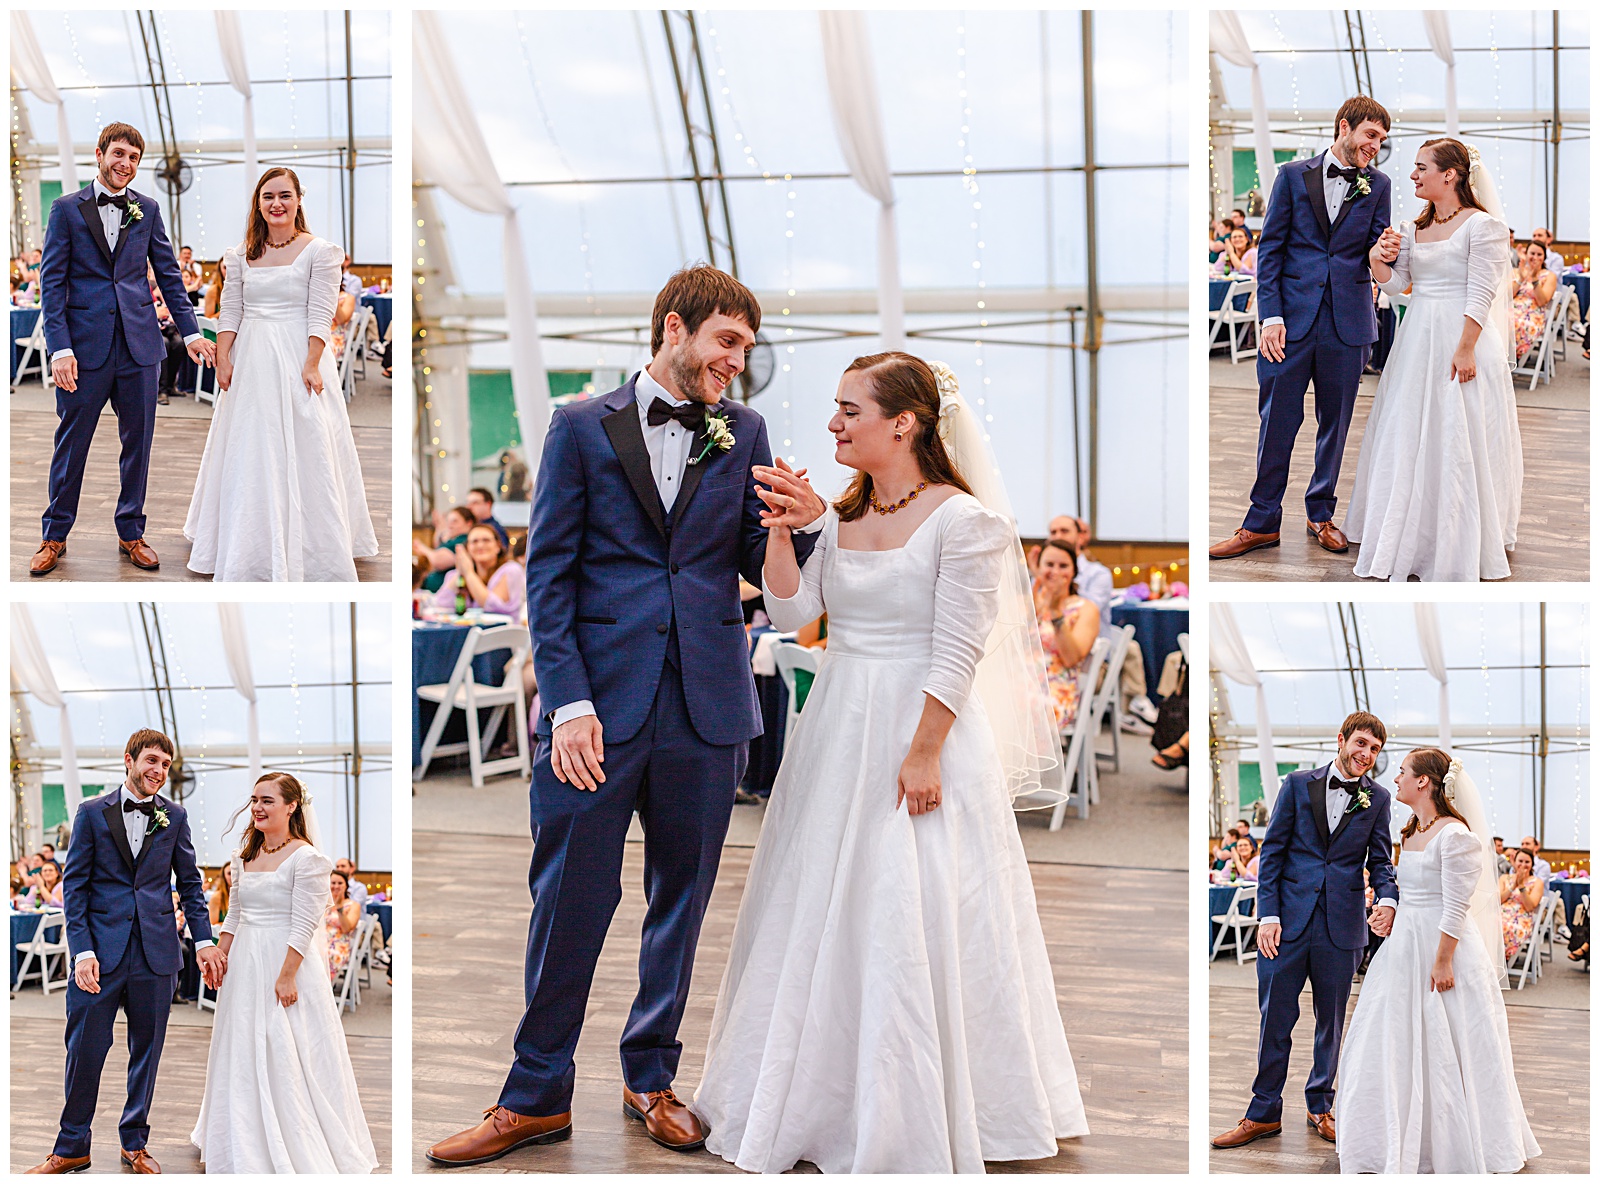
[{"xmin": 432, "ymin": 523, "xmax": 525, "ymax": 616}]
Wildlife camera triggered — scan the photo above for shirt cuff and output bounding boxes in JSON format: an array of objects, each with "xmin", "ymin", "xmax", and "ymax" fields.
[
  {"xmin": 1260, "ymin": 316, "xmax": 1285, "ymax": 329},
  {"xmin": 1374, "ymin": 898, "xmax": 1398, "ymax": 911},
  {"xmin": 795, "ymin": 516, "xmax": 825, "ymax": 535},
  {"xmin": 551, "ymin": 700, "xmax": 596, "ymax": 728},
  {"xmin": 74, "ymin": 950, "xmax": 96, "ymax": 965},
  {"xmin": 182, "ymin": 332, "xmax": 203, "ymax": 347},
  {"xmin": 1258, "ymin": 916, "xmax": 1280, "ymax": 927},
  {"xmin": 51, "ymin": 348, "xmax": 75, "ymax": 361}
]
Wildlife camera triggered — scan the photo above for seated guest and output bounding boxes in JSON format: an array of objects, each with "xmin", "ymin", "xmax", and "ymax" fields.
[
  {"xmin": 324, "ymin": 869, "xmax": 361, "ymax": 982},
  {"xmin": 1512, "ymin": 241, "xmax": 1559, "ymax": 361},
  {"xmin": 1229, "ymin": 208, "xmax": 1248, "ymax": 229},
  {"xmin": 1152, "ymin": 730, "xmax": 1188, "ymax": 770},
  {"xmin": 1032, "ymin": 541, "xmax": 1100, "ymax": 729},
  {"xmin": 466, "ymin": 486, "xmax": 511, "ymax": 549},
  {"xmin": 413, "ymin": 505, "xmax": 476, "ymax": 592},
  {"xmin": 207, "ymin": 862, "xmax": 232, "ymax": 927},
  {"xmin": 174, "ymin": 889, "xmax": 200, "ymax": 1003},
  {"xmin": 432, "ymin": 523, "xmax": 526, "ymax": 616},
  {"xmin": 1211, "ymin": 224, "xmax": 1258, "ymax": 276},
  {"xmin": 1499, "ymin": 848, "xmax": 1545, "ymax": 963},
  {"xmin": 1568, "ymin": 896, "xmax": 1589, "ymax": 967},
  {"xmin": 1226, "ymin": 834, "xmax": 1259, "ymax": 882},
  {"xmin": 1209, "ymin": 219, "xmax": 1233, "ymax": 264},
  {"xmin": 1491, "ymin": 835, "xmax": 1512, "ymax": 877},
  {"xmin": 1531, "ymin": 227, "xmax": 1564, "ymax": 273},
  {"xmin": 342, "ymin": 253, "xmax": 365, "ymax": 298},
  {"xmin": 38, "ymin": 843, "xmax": 60, "ymax": 872},
  {"xmin": 148, "ymin": 266, "xmax": 188, "ymax": 405},
  {"xmin": 17, "ymin": 860, "xmax": 64, "ymax": 909},
  {"xmin": 178, "ymin": 246, "xmax": 203, "ymax": 305},
  {"xmin": 1520, "ymin": 835, "xmax": 1554, "ymax": 883},
  {"xmin": 335, "ymin": 857, "xmax": 369, "ymax": 908},
  {"xmin": 203, "ymin": 254, "xmax": 227, "ymax": 319}
]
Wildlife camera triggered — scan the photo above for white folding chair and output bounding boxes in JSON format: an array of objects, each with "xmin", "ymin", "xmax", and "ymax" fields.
[
  {"xmin": 193, "ymin": 317, "xmax": 220, "ymax": 405},
  {"xmin": 415, "ymin": 624, "xmax": 532, "ymax": 787},
  {"xmin": 1209, "ymin": 277, "xmax": 1258, "ymax": 363},
  {"xmin": 1044, "ymin": 639, "xmax": 1109, "ymax": 830},
  {"xmin": 772, "ymin": 641, "xmax": 822, "ymax": 758},
  {"xmin": 196, "ymin": 978, "xmax": 219, "ymax": 1013},
  {"xmin": 1092, "ymin": 624, "xmax": 1136, "ymax": 772},
  {"xmin": 1210, "ymin": 884, "xmax": 1259, "ymax": 964},
  {"xmin": 11, "ymin": 312, "xmax": 51, "ymax": 391},
  {"xmin": 12, "ymin": 910, "xmax": 69, "ymax": 995},
  {"xmin": 1511, "ymin": 891, "xmax": 1558, "ymax": 989},
  {"xmin": 1512, "ymin": 286, "xmax": 1573, "ymax": 390},
  {"xmin": 339, "ymin": 304, "xmax": 374, "ymax": 402},
  {"xmin": 334, "ymin": 912, "xmax": 379, "ymax": 1012}
]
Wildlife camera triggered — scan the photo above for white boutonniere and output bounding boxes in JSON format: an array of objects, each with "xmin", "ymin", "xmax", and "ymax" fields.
[
  {"xmin": 1352, "ymin": 175, "xmax": 1371, "ymax": 199},
  {"xmin": 1352, "ymin": 787, "xmax": 1372, "ymax": 812},
  {"xmin": 123, "ymin": 201, "xmax": 144, "ymax": 228},
  {"xmin": 687, "ymin": 407, "xmax": 736, "ymax": 466},
  {"xmin": 148, "ymin": 804, "xmax": 171, "ymax": 835}
]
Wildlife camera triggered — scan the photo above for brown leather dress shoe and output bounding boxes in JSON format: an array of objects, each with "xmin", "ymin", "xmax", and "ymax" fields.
[
  {"xmin": 1209, "ymin": 528, "xmax": 1280, "ymax": 560},
  {"xmin": 120, "ymin": 1148, "xmax": 161, "ymax": 1173},
  {"xmin": 118, "ymin": 538, "xmax": 160, "ymax": 570},
  {"xmin": 30, "ymin": 540, "xmax": 66, "ymax": 576},
  {"xmin": 622, "ymin": 1086, "xmax": 707, "ymax": 1152},
  {"xmin": 1308, "ymin": 1111, "xmax": 1336, "ymax": 1143},
  {"xmin": 23, "ymin": 1155, "xmax": 90, "ymax": 1174},
  {"xmin": 424, "ymin": 1106, "xmax": 572, "ymax": 1167},
  {"xmin": 1211, "ymin": 1117, "xmax": 1282, "ymax": 1148},
  {"xmin": 1307, "ymin": 520, "xmax": 1350, "ymax": 553}
]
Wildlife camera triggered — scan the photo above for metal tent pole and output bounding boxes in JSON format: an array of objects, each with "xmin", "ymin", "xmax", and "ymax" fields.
[{"xmin": 1080, "ymin": 12, "xmax": 1100, "ymax": 529}]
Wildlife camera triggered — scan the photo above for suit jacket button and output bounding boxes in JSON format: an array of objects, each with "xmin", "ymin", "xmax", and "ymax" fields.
[
  {"xmin": 671, "ymin": 563, "xmax": 680, "ymax": 574},
  {"xmin": 657, "ymin": 623, "xmax": 668, "ymax": 634}
]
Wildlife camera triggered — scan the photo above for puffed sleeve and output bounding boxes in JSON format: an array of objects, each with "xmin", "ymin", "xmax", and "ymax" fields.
[
  {"xmin": 1436, "ymin": 824, "xmax": 1485, "ymax": 940},
  {"xmin": 923, "ymin": 499, "xmax": 1013, "ymax": 716},
  {"xmin": 304, "ymin": 239, "xmax": 343, "ymax": 346},
  {"xmin": 763, "ymin": 509, "xmax": 832, "ymax": 632},
  {"xmin": 217, "ymin": 246, "xmax": 245, "ymax": 335},
  {"xmin": 219, "ymin": 850, "xmax": 243, "ymax": 937},
  {"xmin": 1463, "ymin": 214, "xmax": 1509, "ymax": 330},
  {"xmin": 287, "ymin": 847, "xmax": 334, "ymax": 955},
  {"xmin": 1375, "ymin": 221, "xmax": 1413, "ymax": 300}
]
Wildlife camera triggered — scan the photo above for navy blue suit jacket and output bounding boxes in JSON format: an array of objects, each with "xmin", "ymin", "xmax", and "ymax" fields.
[
  {"xmin": 60, "ymin": 789, "xmax": 212, "ymax": 976},
  {"xmin": 1255, "ymin": 152, "xmax": 1391, "ymax": 348},
  {"xmin": 1255, "ymin": 763, "xmax": 1397, "ymax": 952},
  {"xmin": 40, "ymin": 183, "xmax": 198, "ymax": 370},
  {"xmin": 526, "ymin": 377, "xmax": 816, "ymax": 747}
]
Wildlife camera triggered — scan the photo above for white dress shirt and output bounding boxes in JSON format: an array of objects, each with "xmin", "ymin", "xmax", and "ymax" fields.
[
  {"xmin": 53, "ymin": 179, "xmax": 202, "ymax": 362},
  {"xmin": 1261, "ymin": 146, "xmax": 1364, "ymax": 333},
  {"xmin": 343, "ymin": 271, "xmax": 365, "ymax": 298},
  {"xmin": 1258, "ymin": 759, "xmax": 1397, "ymax": 927},
  {"xmin": 1541, "ymin": 248, "xmax": 1565, "ymax": 274},
  {"xmin": 74, "ymin": 786, "xmax": 160, "ymax": 965}
]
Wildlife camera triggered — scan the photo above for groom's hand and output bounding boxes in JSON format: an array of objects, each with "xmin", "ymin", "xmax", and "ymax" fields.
[
  {"xmin": 186, "ymin": 337, "xmax": 216, "ymax": 366},
  {"xmin": 51, "ymin": 355, "xmax": 79, "ymax": 393},
  {"xmin": 1259, "ymin": 324, "xmax": 1287, "ymax": 364},
  {"xmin": 74, "ymin": 956, "xmax": 101, "ymax": 994},
  {"xmin": 552, "ymin": 715, "xmax": 605, "ymax": 791},
  {"xmin": 1256, "ymin": 922, "xmax": 1282, "ymax": 959},
  {"xmin": 1368, "ymin": 905, "xmax": 1395, "ymax": 937},
  {"xmin": 753, "ymin": 458, "xmax": 825, "ymax": 530},
  {"xmin": 197, "ymin": 944, "xmax": 226, "ymax": 988}
]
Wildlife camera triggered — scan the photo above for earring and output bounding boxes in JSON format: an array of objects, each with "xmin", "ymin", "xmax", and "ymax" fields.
[{"xmin": 895, "ymin": 432, "xmax": 903, "ymax": 442}]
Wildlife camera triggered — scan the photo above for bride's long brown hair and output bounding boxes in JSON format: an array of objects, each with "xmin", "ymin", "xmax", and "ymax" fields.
[
  {"xmin": 1414, "ymin": 139, "xmax": 1488, "ymax": 231},
  {"xmin": 244, "ymin": 167, "xmax": 311, "ymax": 262},
  {"xmin": 1399, "ymin": 747, "xmax": 1471, "ymax": 840},
  {"xmin": 227, "ymin": 772, "xmax": 312, "ymax": 862}
]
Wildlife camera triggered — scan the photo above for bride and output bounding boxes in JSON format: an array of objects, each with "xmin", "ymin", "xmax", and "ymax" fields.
[
  {"xmin": 184, "ymin": 167, "xmax": 379, "ymax": 581},
  {"xmin": 692, "ymin": 353, "xmax": 1088, "ymax": 1172},
  {"xmin": 1336, "ymin": 749, "xmax": 1540, "ymax": 1173},
  {"xmin": 191, "ymin": 772, "xmax": 378, "ymax": 1173},
  {"xmin": 1342, "ymin": 138, "xmax": 1521, "ymax": 581}
]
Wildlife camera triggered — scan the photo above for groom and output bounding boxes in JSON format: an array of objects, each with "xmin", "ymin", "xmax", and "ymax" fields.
[
  {"xmin": 29, "ymin": 729, "xmax": 222, "ymax": 1174},
  {"xmin": 1210, "ymin": 96, "xmax": 1392, "ymax": 561},
  {"xmin": 31, "ymin": 121, "xmax": 214, "ymax": 577},
  {"xmin": 1213, "ymin": 711, "xmax": 1397, "ymax": 1150},
  {"xmin": 427, "ymin": 265, "xmax": 826, "ymax": 1167}
]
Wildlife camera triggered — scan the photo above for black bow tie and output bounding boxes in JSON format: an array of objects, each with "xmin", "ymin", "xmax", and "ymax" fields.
[
  {"xmin": 1326, "ymin": 161, "xmax": 1360, "ymax": 184},
  {"xmin": 647, "ymin": 396, "xmax": 704, "ymax": 432},
  {"xmin": 96, "ymin": 192, "xmax": 130, "ymax": 210},
  {"xmin": 1329, "ymin": 777, "xmax": 1360, "ymax": 795},
  {"xmin": 123, "ymin": 798, "xmax": 155, "ymax": 816}
]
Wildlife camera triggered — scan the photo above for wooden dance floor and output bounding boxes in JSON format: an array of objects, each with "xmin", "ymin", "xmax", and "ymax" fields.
[
  {"xmin": 1209, "ymin": 985, "xmax": 1588, "ymax": 1173},
  {"xmin": 413, "ymin": 829, "xmax": 1188, "ymax": 1173},
  {"xmin": 9, "ymin": 409, "xmax": 391, "ymax": 582},
  {"xmin": 1208, "ymin": 375, "xmax": 1589, "ymax": 583},
  {"xmin": 8, "ymin": 1018, "xmax": 392, "ymax": 1172}
]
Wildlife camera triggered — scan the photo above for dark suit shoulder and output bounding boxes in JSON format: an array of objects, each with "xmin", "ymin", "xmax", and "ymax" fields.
[{"xmin": 560, "ymin": 391, "xmax": 628, "ymax": 425}]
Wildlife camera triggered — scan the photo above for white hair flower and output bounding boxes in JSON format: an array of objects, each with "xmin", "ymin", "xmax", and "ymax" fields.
[{"xmin": 1442, "ymin": 758, "xmax": 1463, "ymax": 801}]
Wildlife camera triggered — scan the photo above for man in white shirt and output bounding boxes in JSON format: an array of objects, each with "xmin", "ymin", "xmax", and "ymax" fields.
[
  {"xmin": 342, "ymin": 253, "xmax": 365, "ymax": 298},
  {"xmin": 335, "ymin": 858, "xmax": 370, "ymax": 908},
  {"xmin": 1520, "ymin": 835, "xmax": 1554, "ymax": 884}
]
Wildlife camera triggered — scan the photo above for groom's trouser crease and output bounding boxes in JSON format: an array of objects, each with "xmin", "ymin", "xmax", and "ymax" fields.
[{"xmin": 506, "ymin": 649, "xmax": 746, "ymax": 1116}]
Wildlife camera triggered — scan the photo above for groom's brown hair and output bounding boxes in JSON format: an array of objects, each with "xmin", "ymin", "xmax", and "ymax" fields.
[
  {"xmin": 1338, "ymin": 711, "xmax": 1387, "ymax": 746},
  {"xmin": 651, "ymin": 265, "xmax": 761, "ymax": 355},
  {"xmin": 1334, "ymin": 95, "xmax": 1390, "ymax": 134},
  {"xmin": 124, "ymin": 728, "xmax": 174, "ymax": 761}
]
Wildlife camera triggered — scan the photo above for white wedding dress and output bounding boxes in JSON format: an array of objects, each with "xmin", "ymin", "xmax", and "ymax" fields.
[
  {"xmin": 191, "ymin": 844, "xmax": 379, "ymax": 1173},
  {"xmin": 184, "ymin": 237, "xmax": 378, "ymax": 581},
  {"xmin": 693, "ymin": 496, "xmax": 1088, "ymax": 1173},
  {"xmin": 1343, "ymin": 211, "xmax": 1522, "ymax": 581},
  {"xmin": 1336, "ymin": 822, "xmax": 1540, "ymax": 1173}
]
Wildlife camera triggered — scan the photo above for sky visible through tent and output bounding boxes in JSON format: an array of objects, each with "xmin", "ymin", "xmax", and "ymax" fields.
[
  {"xmin": 15, "ymin": 9, "xmax": 393, "ymax": 262},
  {"xmin": 14, "ymin": 602, "xmax": 392, "ymax": 870},
  {"xmin": 1212, "ymin": 9, "xmax": 1591, "ymax": 239},
  {"xmin": 1221, "ymin": 602, "xmax": 1589, "ymax": 849},
  {"xmin": 425, "ymin": 9, "xmax": 1187, "ymax": 541}
]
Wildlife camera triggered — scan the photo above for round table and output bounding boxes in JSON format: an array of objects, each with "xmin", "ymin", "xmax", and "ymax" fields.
[
  {"xmin": 12, "ymin": 306, "xmax": 42, "ymax": 376},
  {"xmin": 364, "ymin": 900, "xmax": 393, "ymax": 942},
  {"xmin": 1110, "ymin": 600, "xmax": 1189, "ymax": 700},
  {"xmin": 412, "ymin": 617, "xmax": 514, "ymax": 768},
  {"xmin": 1550, "ymin": 878, "xmax": 1589, "ymax": 925},
  {"xmin": 361, "ymin": 294, "xmax": 392, "ymax": 338},
  {"xmin": 1561, "ymin": 274, "xmax": 1589, "ymax": 320},
  {"xmin": 1209, "ymin": 278, "xmax": 1249, "ymax": 312}
]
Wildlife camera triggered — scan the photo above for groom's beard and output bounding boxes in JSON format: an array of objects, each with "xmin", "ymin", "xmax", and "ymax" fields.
[{"xmin": 668, "ymin": 345, "xmax": 724, "ymax": 405}]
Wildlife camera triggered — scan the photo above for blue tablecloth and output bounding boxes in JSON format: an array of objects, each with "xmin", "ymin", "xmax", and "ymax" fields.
[
  {"xmin": 1110, "ymin": 602, "xmax": 1189, "ymax": 699},
  {"xmin": 1209, "ymin": 882, "xmax": 1255, "ymax": 948},
  {"xmin": 361, "ymin": 294, "xmax": 392, "ymax": 338},
  {"xmin": 1562, "ymin": 274, "xmax": 1589, "ymax": 320},
  {"xmin": 10, "ymin": 911, "xmax": 63, "ymax": 987},
  {"xmin": 12, "ymin": 306, "xmax": 42, "ymax": 376},
  {"xmin": 412, "ymin": 622, "xmax": 513, "ymax": 768},
  {"xmin": 1551, "ymin": 879, "xmax": 1589, "ymax": 923},
  {"xmin": 1209, "ymin": 278, "xmax": 1249, "ymax": 312},
  {"xmin": 365, "ymin": 900, "xmax": 393, "ymax": 942}
]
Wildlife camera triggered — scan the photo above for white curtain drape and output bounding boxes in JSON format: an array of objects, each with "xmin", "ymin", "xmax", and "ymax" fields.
[
  {"xmin": 1415, "ymin": 604, "xmax": 1452, "ymax": 752},
  {"xmin": 819, "ymin": 11, "xmax": 905, "ymax": 349},
  {"xmin": 217, "ymin": 605, "xmax": 261, "ymax": 786},
  {"xmin": 10, "ymin": 12, "xmax": 80, "ymax": 193},
  {"xmin": 1209, "ymin": 11, "xmax": 1277, "ymax": 212},
  {"xmin": 414, "ymin": 11, "xmax": 551, "ymax": 479},
  {"xmin": 1423, "ymin": 12, "xmax": 1459, "ymax": 138},
  {"xmin": 215, "ymin": 13, "xmax": 259, "ymax": 192},
  {"xmin": 10, "ymin": 604, "xmax": 83, "ymax": 816},
  {"xmin": 1210, "ymin": 603, "xmax": 1281, "ymax": 805}
]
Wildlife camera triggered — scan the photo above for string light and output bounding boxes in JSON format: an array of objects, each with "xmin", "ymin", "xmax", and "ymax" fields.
[
  {"xmin": 156, "ymin": 604, "xmax": 212, "ymax": 858},
  {"xmin": 955, "ymin": 17, "xmax": 988, "ymax": 440},
  {"xmin": 62, "ymin": 15, "xmax": 104, "ymax": 132},
  {"xmin": 285, "ymin": 15, "xmax": 299, "ymax": 154},
  {"xmin": 1269, "ymin": 13, "xmax": 1307, "ymax": 156},
  {"xmin": 156, "ymin": 13, "xmax": 204, "ymax": 251}
]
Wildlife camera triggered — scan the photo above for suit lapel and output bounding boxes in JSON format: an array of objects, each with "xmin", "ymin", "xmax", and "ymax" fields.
[
  {"xmin": 110, "ymin": 199, "xmax": 138, "ymax": 266},
  {"xmin": 1329, "ymin": 173, "xmax": 1365, "ymax": 239},
  {"xmin": 102, "ymin": 793, "xmax": 135, "ymax": 873},
  {"xmin": 77, "ymin": 189, "xmax": 114, "ymax": 266},
  {"xmin": 1302, "ymin": 156, "xmax": 1332, "ymax": 240},
  {"xmin": 1307, "ymin": 766, "xmax": 1331, "ymax": 846},
  {"xmin": 1328, "ymin": 778, "xmax": 1366, "ymax": 846},
  {"xmin": 601, "ymin": 383, "xmax": 669, "ymax": 540},
  {"xmin": 668, "ymin": 403, "xmax": 722, "ymax": 528}
]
